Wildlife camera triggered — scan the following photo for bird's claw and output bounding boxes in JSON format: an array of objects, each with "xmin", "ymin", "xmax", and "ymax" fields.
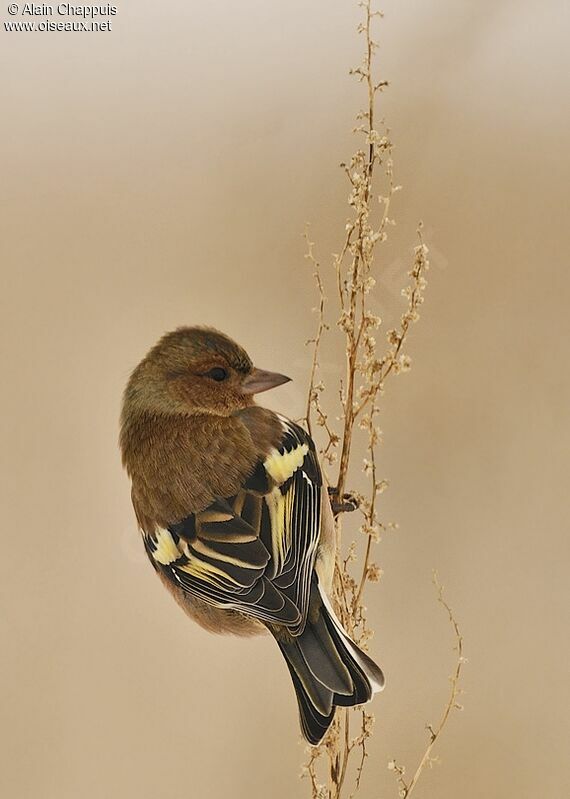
[{"xmin": 327, "ymin": 487, "xmax": 359, "ymax": 516}]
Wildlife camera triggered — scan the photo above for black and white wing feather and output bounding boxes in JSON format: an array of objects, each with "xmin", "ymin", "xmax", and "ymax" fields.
[{"xmin": 144, "ymin": 416, "xmax": 322, "ymax": 635}]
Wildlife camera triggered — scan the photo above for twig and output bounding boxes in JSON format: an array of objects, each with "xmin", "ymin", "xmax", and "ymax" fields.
[
  {"xmin": 304, "ymin": 226, "xmax": 329, "ymax": 440},
  {"xmin": 388, "ymin": 574, "xmax": 466, "ymax": 797},
  {"xmin": 300, "ymin": 2, "xmax": 441, "ymax": 797}
]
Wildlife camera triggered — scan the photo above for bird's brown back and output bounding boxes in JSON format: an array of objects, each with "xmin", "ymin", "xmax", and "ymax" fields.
[{"xmin": 120, "ymin": 406, "xmax": 283, "ymax": 529}]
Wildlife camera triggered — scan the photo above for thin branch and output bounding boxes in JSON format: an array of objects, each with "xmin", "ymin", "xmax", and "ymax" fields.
[
  {"xmin": 304, "ymin": 227, "xmax": 328, "ymax": 439},
  {"xmin": 300, "ymin": 2, "xmax": 448, "ymax": 798},
  {"xmin": 388, "ymin": 574, "xmax": 466, "ymax": 798}
]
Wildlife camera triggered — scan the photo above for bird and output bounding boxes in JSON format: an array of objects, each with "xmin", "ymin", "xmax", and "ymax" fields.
[{"xmin": 120, "ymin": 326, "xmax": 384, "ymax": 743}]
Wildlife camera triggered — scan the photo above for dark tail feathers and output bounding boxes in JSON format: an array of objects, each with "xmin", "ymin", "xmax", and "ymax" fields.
[{"xmin": 275, "ymin": 580, "xmax": 384, "ymax": 745}]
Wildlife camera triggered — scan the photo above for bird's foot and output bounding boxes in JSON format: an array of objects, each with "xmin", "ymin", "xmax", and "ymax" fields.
[{"xmin": 327, "ymin": 487, "xmax": 359, "ymax": 516}]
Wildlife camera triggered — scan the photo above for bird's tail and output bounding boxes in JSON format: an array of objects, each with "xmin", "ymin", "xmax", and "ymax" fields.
[{"xmin": 274, "ymin": 578, "xmax": 384, "ymax": 745}]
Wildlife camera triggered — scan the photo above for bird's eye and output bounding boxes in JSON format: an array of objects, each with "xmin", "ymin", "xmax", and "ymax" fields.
[{"xmin": 206, "ymin": 367, "xmax": 229, "ymax": 382}]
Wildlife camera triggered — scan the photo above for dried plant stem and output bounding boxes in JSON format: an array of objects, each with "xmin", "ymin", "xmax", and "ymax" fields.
[
  {"xmin": 299, "ymin": 2, "xmax": 462, "ymax": 799},
  {"xmin": 389, "ymin": 574, "xmax": 466, "ymax": 798},
  {"xmin": 304, "ymin": 227, "xmax": 337, "ymax": 457}
]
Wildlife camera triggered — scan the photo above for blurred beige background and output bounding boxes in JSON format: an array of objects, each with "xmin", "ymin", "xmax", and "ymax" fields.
[{"xmin": 1, "ymin": 1, "xmax": 569, "ymax": 797}]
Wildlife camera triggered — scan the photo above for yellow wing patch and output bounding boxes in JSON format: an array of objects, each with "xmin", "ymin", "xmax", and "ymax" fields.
[
  {"xmin": 265, "ymin": 486, "xmax": 287, "ymax": 570},
  {"xmin": 178, "ymin": 553, "xmax": 242, "ymax": 587},
  {"xmin": 151, "ymin": 527, "xmax": 182, "ymax": 565},
  {"xmin": 150, "ymin": 528, "xmax": 244, "ymax": 587},
  {"xmin": 264, "ymin": 444, "xmax": 309, "ymax": 485}
]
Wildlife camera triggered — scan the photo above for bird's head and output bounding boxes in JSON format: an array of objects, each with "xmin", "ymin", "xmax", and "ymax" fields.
[{"xmin": 122, "ymin": 326, "xmax": 291, "ymax": 418}]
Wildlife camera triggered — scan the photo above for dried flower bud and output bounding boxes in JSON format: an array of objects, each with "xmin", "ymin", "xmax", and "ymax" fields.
[
  {"xmin": 367, "ymin": 564, "xmax": 383, "ymax": 582},
  {"xmin": 399, "ymin": 354, "xmax": 412, "ymax": 372},
  {"xmin": 364, "ymin": 311, "xmax": 381, "ymax": 327}
]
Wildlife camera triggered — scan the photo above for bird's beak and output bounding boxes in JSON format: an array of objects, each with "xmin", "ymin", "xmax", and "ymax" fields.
[{"xmin": 241, "ymin": 368, "xmax": 292, "ymax": 394}]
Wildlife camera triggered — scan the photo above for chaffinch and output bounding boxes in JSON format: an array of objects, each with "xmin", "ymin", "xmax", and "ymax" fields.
[{"xmin": 120, "ymin": 326, "xmax": 383, "ymax": 743}]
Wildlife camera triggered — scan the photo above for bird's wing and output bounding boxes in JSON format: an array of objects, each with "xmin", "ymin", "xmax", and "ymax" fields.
[{"xmin": 144, "ymin": 415, "xmax": 322, "ymax": 634}]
